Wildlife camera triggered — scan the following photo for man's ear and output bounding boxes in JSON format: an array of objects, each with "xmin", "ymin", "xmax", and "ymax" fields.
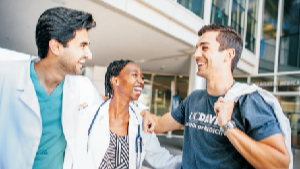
[
  {"xmin": 49, "ymin": 39, "xmax": 61, "ymax": 56},
  {"xmin": 224, "ymin": 48, "xmax": 236, "ymax": 63}
]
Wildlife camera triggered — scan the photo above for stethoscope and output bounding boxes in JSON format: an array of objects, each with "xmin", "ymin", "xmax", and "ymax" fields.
[{"xmin": 87, "ymin": 100, "xmax": 143, "ymax": 169}]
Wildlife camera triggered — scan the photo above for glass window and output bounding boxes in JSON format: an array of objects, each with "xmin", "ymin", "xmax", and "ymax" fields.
[
  {"xmin": 231, "ymin": 0, "xmax": 246, "ymax": 38},
  {"xmin": 177, "ymin": 0, "xmax": 205, "ymax": 19},
  {"xmin": 136, "ymin": 73, "xmax": 152, "ymax": 110},
  {"xmin": 234, "ymin": 77, "xmax": 248, "ymax": 83},
  {"xmin": 277, "ymin": 74, "xmax": 300, "ymax": 92},
  {"xmin": 211, "ymin": 0, "xmax": 230, "ymax": 25},
  {"xmin": 276, "ymin": 96, "xmax": 300, "ymax": 148},
  {"xmin": 278, "ymin": 0, "xmax": 300, "ymax": 72},
  {"xmin": 143, "ymin": 73, "xmax": 152, "ymax": 83},
  {"xmin": 259, "ymin": 0, "xmax": 279, "ymax": 73},
  {"xmin": 151, "ymin": 75, "xmax": 174, "ymax": 117},
  {"xmin": 245, "ymin": 0, "xmax": 258, "ymax": 53},
  {"xmin": 169, "ymin": 75, "xmax": 189, "ymax": 137},
  {"xmin": 250, "ymin": 76, "xmax": 274, "ymax": 92},
  {"xmin": 175, "ymin": 75, "xmax": 189, "ymax": 103}
]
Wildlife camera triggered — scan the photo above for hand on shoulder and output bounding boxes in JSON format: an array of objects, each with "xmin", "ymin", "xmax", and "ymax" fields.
[{"xmin": 140, "ymin": 110, "xmax": 157, "ymax": 133}]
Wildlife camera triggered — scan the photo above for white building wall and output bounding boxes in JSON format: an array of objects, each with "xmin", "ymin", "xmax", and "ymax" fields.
[
  {"xmin": 97, "ymin": 0, "xmax": 204, "ymax": 46},
  {"xmin": 85, "ymin": 66, "xmax": 107, "ymax": 95}
]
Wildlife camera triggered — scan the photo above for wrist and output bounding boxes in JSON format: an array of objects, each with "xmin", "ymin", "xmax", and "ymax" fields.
[
  {"xmin": 220, "ymin": 120, "xmax": 236, "ymax": 134},
  {"xmin": 153, "ymin": 114, "xmax": 160, "ymax": 123}
]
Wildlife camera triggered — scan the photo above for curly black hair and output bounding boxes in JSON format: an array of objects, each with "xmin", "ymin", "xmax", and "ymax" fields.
[
  {"xmin": 105, "ymin": 59, "xmax": 133, "ymax": 98},
  {"xmin": 35, "ymin": 7, "xmax": 96, "ymax": 59}
]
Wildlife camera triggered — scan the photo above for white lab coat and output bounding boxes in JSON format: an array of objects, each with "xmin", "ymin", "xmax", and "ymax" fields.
[
  {"xmin": 224, "ymin": 82, "xmax": 293, "ymax": 169},
  {"xmin": 66, "ymin": 99, "xmax": 182, "ymax": 169},
  {"xmin": 0, "ymin": 60, "xmax": 101, "ymax": 169}
]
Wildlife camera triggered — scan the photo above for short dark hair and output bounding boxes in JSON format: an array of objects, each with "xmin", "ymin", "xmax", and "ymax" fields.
[
  {"xmin": 35, "ymin": 7, "xmax": 96, "ymax": 59},
  {"xmin": 198, "ymin": 24, "xmax": 243, "ymax": 72},
  {"xmin": 105, "ymin": 59, "xmax": 133, "ymax": 98}
]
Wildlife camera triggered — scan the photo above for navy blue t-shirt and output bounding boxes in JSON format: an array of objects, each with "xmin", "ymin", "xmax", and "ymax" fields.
[{"xmin": 171, "ymin": 90, "xmax": 282, "ymax": 169}]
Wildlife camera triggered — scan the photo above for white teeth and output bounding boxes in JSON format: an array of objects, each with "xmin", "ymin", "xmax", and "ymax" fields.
[
  {"xmin": 79, "ymin": 60, "xmax": 85, "ymax": 64},
  {"xmin": 134, "ymin": 87, "xmax": 143, "ymax": 92},
  {"xmin": 198, "ymin": 62, "xmax": 204, "ymax": 66}
]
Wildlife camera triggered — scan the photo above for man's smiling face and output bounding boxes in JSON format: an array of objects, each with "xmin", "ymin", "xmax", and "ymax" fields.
[
  {"xmin": 59, "ymin": 29, "xmax": 92, "ymax": 75},
  {"xmin": 194, "ymin": 31, "xmax": 227, "ymax": 79}
]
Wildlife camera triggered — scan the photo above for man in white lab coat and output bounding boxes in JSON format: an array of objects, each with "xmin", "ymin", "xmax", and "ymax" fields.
[
  {"xmin": 0, "ymin": 7, "xmax": 157, "ymax": 169},
  {"xmin": 0, "ymin": 7, "xmax": 97, "ymax": 169}
]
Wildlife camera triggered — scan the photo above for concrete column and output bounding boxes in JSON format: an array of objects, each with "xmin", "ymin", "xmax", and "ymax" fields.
[
  {"xmin": 188, "ymin": 55, "xmax": 206, "ymax": 95},
  {"xmin": 254, "ymin": 0, "xmax": 265, "ymax": 75},
  {"xmin": 203, "ymin": 0, "xmax": 212, "ymax": 25},
  {"xmin": 228, "ymin": 0, "xmax": 233, "ymax": 26},
  {"xmin": 273, "ymin": 0, "xmax": 284, "ymax": 93},
  {"xmin": 84, "ymin": 65, "xmax": 107, "ymax": 95}
]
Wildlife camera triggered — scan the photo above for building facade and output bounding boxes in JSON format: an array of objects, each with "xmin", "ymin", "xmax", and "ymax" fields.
[
  {"xmin": 139, "ymin": 0, "xmax": 300, "ymax": 150},
  {"xmin": 1, "ymin": 0, "xmax": 300, "ymax": 151}
]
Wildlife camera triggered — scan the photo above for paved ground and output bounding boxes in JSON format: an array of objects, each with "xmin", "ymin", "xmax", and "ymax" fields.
[
  {"xmin": 294, "ymin": 149, "xmax": 300, "ymax": 169},
  {"xmin": 142, "ymin": 135, "xmax": 300, "ymax": 169}
]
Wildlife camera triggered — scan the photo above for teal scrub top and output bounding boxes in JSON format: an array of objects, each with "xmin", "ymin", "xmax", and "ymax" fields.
[{"xmin": 30, "ymin": 61, "xmax": 66, "ymax": 169}]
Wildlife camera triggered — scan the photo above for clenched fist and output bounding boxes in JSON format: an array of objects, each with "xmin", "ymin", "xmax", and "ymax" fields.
[{"xmin": 214, "ymin": 97, "xmax": 235, "ymax": 127}]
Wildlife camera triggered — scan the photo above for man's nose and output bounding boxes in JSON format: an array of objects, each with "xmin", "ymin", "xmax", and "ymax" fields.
[
  {"xmin": 194, "ymin": 48, "xmax": 202, "ymax": 58},
  {"xmin": 85, "ymin": 47, "xmax": 92, "ymax": 60}
]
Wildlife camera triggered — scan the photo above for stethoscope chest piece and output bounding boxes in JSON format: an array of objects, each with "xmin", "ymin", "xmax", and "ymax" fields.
[{"xmin": 135, "ymin": 124, "xmax": 143, "ymax": 169}]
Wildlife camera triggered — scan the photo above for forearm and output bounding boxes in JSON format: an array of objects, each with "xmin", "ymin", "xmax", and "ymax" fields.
[
  {"xmin": 153, "ymin": 115, "xmax": 164, "ymax": 133},
  {"xmin": 225, "ymin": 128, "xmax": 290, "ymax": 169},
  {"xmin": 154, "ymin": 112, "xmax": 183, "ymax": 134}
]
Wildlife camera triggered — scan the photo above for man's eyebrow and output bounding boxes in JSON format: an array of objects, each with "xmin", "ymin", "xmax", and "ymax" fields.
[
  {"xmin": 80, "ymin": 41, "xmax": 90, "ymax": 46},
  {"xmin": 196, "ymin": 42, "xmax": 210, "ymax": 48}
]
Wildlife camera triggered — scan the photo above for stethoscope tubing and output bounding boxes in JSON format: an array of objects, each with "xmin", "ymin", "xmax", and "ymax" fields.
[{"xmin": 88, "ymin": 100, "xmax": 143, "ymax": 169}]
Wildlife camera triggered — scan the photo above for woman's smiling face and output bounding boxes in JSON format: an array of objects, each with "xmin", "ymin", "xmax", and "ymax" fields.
[{"xmin": 115, "ymin": 62, "xmax": 144, "ymax": 101}]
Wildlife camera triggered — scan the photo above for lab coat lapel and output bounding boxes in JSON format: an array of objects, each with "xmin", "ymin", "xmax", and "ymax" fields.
[
  {"xmin": 91, "ymin": 100, "xmax": 110, "ymax": 168},
  {"xmin": 17, "ymin": 61, "xmax": 41, "ymax": 120},
  {"xmin": 62, "ymin": 75, "xmax": 77, "ymax": 159},
  {"xmin": 89, "ymin": 101, "xmax": 141, "ymax": 168},
  {"xmin": 128, "ymin": 107, "xmax": 140, "ymax": 169}
]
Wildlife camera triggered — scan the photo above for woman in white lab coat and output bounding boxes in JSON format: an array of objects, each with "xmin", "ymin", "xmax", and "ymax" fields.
[{"xmin": 84, "ymin": 60, "xmax": 181, "ymax": 169}]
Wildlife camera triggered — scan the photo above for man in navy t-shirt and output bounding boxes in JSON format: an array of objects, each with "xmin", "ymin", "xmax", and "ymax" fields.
[{"xmin": 144, "ymin": 24, "xmax": 290, "ymax": 168}]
